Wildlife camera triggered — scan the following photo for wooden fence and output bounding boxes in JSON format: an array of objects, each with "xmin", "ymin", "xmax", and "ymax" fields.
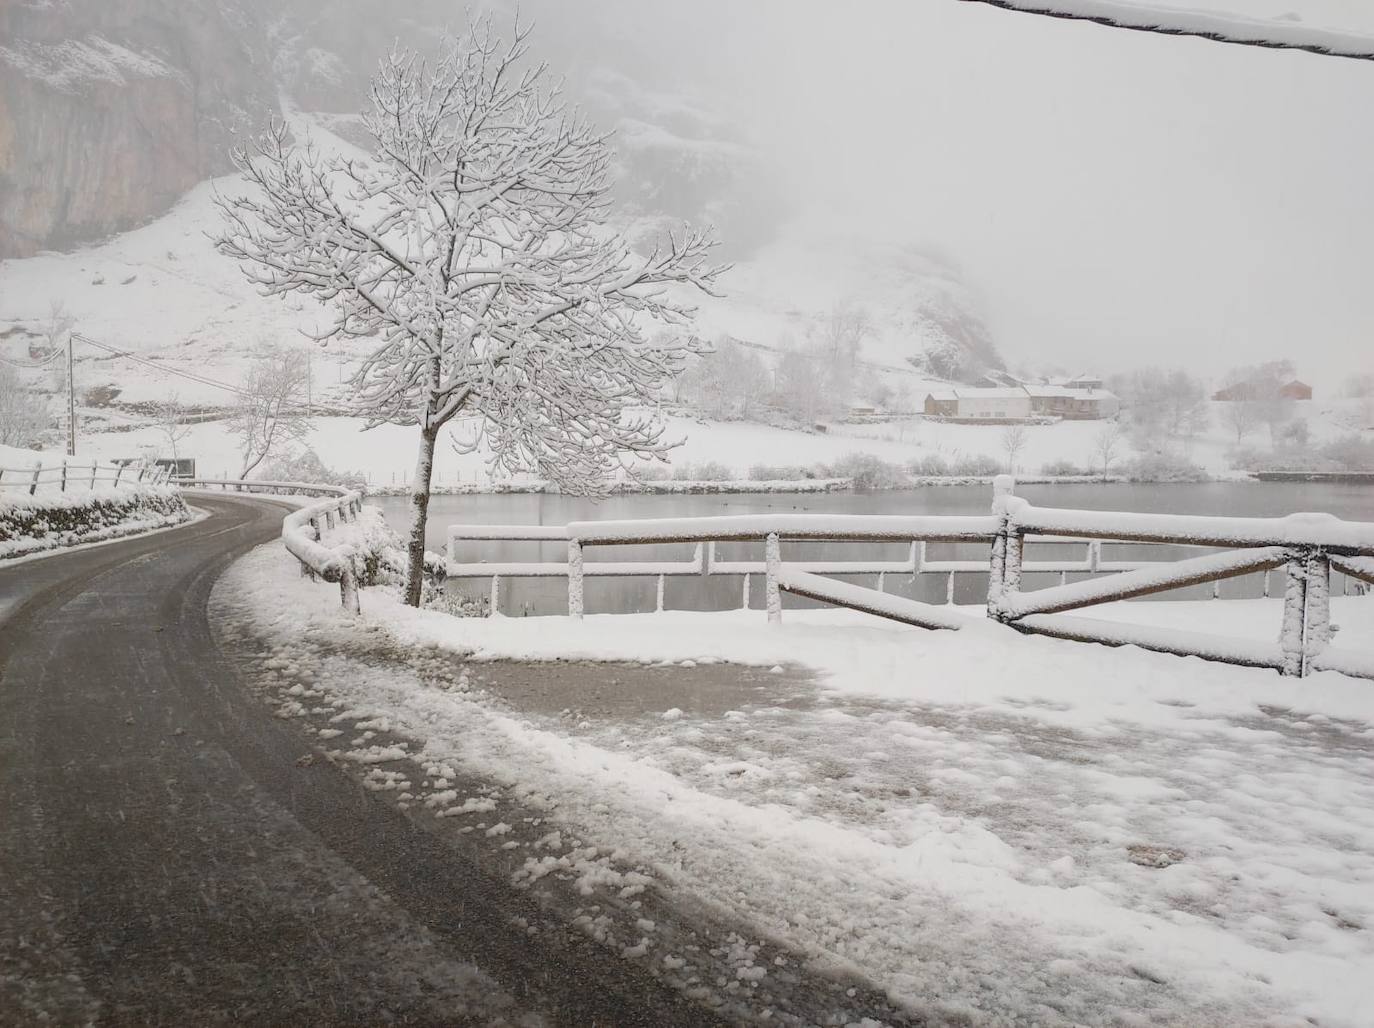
[
  {"xmin": 0, "ymin": 460, "xmax": 171, "ymax": 495},
  {"xmin": 445, "ymin": 476, "xmax": 1374, "ymax": 680}
]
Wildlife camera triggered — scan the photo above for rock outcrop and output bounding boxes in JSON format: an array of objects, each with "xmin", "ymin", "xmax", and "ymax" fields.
[{"xmin": 0, "ymin": 0, "xmax": 276, "ymax": 258}]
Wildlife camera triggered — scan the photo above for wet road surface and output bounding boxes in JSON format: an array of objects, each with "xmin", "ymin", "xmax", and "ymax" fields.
[{"xmin": 0, "ymin": 495, "xmax": 731, "ymax": 1026}]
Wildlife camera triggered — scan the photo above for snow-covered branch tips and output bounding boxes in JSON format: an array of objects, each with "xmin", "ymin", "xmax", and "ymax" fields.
[{"xmin": 214, "ymin": 15, "xmax": 726, "ymax": 606}]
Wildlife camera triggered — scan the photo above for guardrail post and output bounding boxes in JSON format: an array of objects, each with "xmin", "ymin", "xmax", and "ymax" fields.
[
  {"xmin": 741, "ymin": 573, "xmax": 751, "ymax": 610},
  {"xmin": 339, "ymin": 564, "xmax": 361, "ymax": 614},
  {"xmin": 568, "ymin": 539, "xmax": 584, "ymax": 620},
  {"xmin": 1279, "ymin": 549, "xmax": 1331, "ymax": 677},
  {"xmin": 765, "ymin": 533, "xmax": 781, "ymax": 624},
  {"xmin": 490, "ymin": 575, "xmax": 501, "ymax": 617},
  {"xmin": 656, "ymin": 574, "xmax": 665, "ymax": 613}
]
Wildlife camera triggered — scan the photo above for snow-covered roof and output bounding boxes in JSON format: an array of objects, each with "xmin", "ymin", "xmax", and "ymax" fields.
[{"xmin": 949, "ymin": 387, "xmax": 1032, "ymax": 400}]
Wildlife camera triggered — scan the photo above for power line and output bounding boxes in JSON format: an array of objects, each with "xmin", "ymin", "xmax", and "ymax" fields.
[
  {"xmin": 73, "ymin": 333, "xmax": 254, "ymax": 397},
  {"xmin": 960, "ymin": 1, "xmax": 1374, "ymax": 61},
  {"xmin": 0, "ymin": 346, "xmax": 66, "ymax": 370}
]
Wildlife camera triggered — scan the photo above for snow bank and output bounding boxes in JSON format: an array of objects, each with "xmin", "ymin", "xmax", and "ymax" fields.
[
  {"xmin": 0, "ymin": 484, "xmax": 189, "ymax": 560},
  {"xmin": 217, "ymin": 544, "xmax": 1374, "ymax": 1026}
]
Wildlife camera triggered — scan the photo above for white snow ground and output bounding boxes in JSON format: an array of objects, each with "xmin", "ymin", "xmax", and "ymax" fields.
[{"xmin": 215, "ymin": 536, "xmax": 1374, "ymax": 1026}]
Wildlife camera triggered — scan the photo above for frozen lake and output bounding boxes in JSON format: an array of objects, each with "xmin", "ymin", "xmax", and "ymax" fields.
[{"xmin": 371, "ymin": 481, "xmax": 1374, "ymax": 616}]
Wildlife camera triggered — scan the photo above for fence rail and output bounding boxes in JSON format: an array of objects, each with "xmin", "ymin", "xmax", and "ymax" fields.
[
  {"xmin": 446, "ymin": 475, "xmax": 1374, "ymax": 680},
  {"xmin": 0, "ymin": 460, "xmax": 171, "ymax": 495}
]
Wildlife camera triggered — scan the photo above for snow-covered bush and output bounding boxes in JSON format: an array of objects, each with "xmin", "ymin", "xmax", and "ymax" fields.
[
  {"xmin": 671, "ymin": 461, "xmax": 734, "ymax": 482},
  {"xmin": 1322, "ymin": 434, "xmax": 1374, "ymax": 471},
  {"xmin": 1040, "ymin": 459, "xmax": 1094, "ymax": 476},
  {"xmin": 748, "ymin": 463, "xmax": 816, "ymax": 481},
  {"xmin": 322, "ymin": 507, "xmax": 443, "ymax": 590},
  {"xmin": 1119, "ymin": 453, "xmax": 1209, "ymax": 482},
  {"xmin": 823, "ymin": 453, "xmax": 910, "ymax": 490},
  {"xmin": 907, "ymin": 454, "xmax": 950, "ymax": 477},
  {"xmin": 949, "ymin": 454, "xmax": 1003, "ymax": 476},
  {"xmin": 257, "ymin": 449, "xmax": 368, "ymax": 490},
  {"xmin": 0, "ymin": 486, "xmax": 189, "ymax": 560}
]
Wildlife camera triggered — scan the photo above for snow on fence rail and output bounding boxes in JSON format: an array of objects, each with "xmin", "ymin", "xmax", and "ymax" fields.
[
  {"xmin": 985, "ymin": 478, "xmax": 1374, "ymax": 679},
  {"xmin": 0, "ymin": 460, "xmax": 171, "ymax": 494},
  {"xmin": 446, "ymin": 475, "xmax": 1374, "ymax": 680},
  {"xmin": 177, "ymin": 478, "xmax": 366, "ymax": 612}
]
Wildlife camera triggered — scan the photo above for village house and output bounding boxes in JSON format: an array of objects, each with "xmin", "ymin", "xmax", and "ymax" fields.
[
  {"xmin": 925, "ymin": 385, "xmax": 1119, "ymax": 422},
  {"xmin": 1025, "ymin": 384, "xmax": 1121, "ymax": 420},
  {"xmin": 923, "ymin": 387, "xmax": 1034, "ymax": 422},
  {"xmin": 1212, "ymin": 379, "xmax": 1312, "ymax": 401}
]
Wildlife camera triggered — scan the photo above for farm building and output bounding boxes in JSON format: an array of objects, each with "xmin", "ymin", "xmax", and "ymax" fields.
[
  {"xmin": 1212, "ymin": 379, "xmax": 1312, "ymax": 401},
  {"xmin": 923, "ymin": 387, "xmax": 1034, "ymax": 422},
  {"xmin": 1025, "ymin": 384, "xmax": 1121, "ymax": 420},
  {"xmin": 925, "ymin": 385, "xmax": 1119, "ymax": 422}
]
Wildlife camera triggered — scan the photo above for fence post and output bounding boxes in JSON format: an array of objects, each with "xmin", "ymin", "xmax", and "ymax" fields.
[
  {"xmin": 1275, "ymin": 549, "xmax": 1308, "ymax": 678},
  {"xmin": 324, "ymin": 509, "xmax": 335, "ymax": 531},
  {"xmin": 60, "ymin": 461, "xmax": 67, "ymax": 491},
  {"xmin": 656, "ymin": 573, "xmax": 665, "ymax": 613},
  {"xmin": 339, "ymin": 565, "xmax": 361, "ymax": 614},
  {"xmin": 765, "ymin": 533, "xmax": 782, "ymax": 624},
  {"xmin": 490, "ymin": 575, "xmax": 501, "ymax": 617},
  {"xmin": 1305, "ymin": 551, "xmax": 1331, "ymax": 670},
  {"xmin": 741, "ymin": 573, "xmax": 751, "ymax": 610},
  {"xmin": 112, "ymin": 463, "xmax": 123, "ymax": 488},
  {"xmin": 29, "ymin": 462, "xmax": 40, "ymax": 496},
  {"xmin": 568, "ymin": 538, "xmax": 584, "ymax": 620},
  {"xmin": 987, "ymin": 475, "xmax": 1016, "ymax": 618}
]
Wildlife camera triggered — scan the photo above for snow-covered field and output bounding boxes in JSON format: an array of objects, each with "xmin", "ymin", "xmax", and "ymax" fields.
[{"xmin": 215, "ymin": 533, "xmax": 1374, "ymax": 1026}]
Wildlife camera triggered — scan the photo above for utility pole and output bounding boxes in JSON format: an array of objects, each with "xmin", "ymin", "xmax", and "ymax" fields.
[{"xmin": 66, "ymin": 331, "xmax": 76, "ymax": 456}]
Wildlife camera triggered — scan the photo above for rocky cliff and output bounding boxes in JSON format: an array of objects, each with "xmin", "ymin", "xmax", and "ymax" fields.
[
  {"xmin": 0, "ymin": 0, "xmax": 779, "ymax": 261},
  {"xmin": 0, "ymin": 0, "xmax": 276, "ymax": 258}
]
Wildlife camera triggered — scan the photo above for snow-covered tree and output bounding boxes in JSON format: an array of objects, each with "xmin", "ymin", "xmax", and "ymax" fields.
[
  {"xmin": 1001, "ymin": 422, "xmax": 1028, "ymax": 473},
  {"xmin": 0, "ymin": 365, "xmax": 51, "ymax": 447},
  {"xmin": 154, "ymin": 392, "xmax": 192, "ymax": 464},
  {"xmin": 216, "ymin": 17, "xmax": 722, "ymax": 606},
  {"xmin": 229, "ymin": 349, "xmax": 312, "ymax": 478},
  {"xmin": 1092, "ymin": 420, "xmax": 1123, "ymax": 478}
]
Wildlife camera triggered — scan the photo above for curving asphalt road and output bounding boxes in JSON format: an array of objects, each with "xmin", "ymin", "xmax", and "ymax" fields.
[{"xmin": 0, "ymin": 495, "xmax": 727, "ymax": 1027}]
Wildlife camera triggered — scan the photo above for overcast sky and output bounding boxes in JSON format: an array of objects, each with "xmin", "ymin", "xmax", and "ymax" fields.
[{"xmin": 523, "ymin": 2, "xmax": 1373, "ymax": 389}]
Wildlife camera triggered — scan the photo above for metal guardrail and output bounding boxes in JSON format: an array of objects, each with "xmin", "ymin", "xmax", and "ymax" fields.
[
  {"xmin": 177, "ymin": 478, "xmax": 365, "ymax": 612},
  {"xmin": 1, "ymin": 460, "xmax": 170, "ymax": 495}
]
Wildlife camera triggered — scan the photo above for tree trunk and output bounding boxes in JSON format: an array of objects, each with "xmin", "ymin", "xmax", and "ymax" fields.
[{"xmin": 402, "ymin": 425, "xmax": 439, "ymax": 607}]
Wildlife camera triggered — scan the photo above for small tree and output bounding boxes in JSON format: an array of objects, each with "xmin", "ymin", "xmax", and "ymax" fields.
[
  {"xmin": 0, "ymin": 365, "xmax": 51, "ymax": 446},
  {"xmin": 1093, "ymin": 421, "xmax": 1123, "ymax": 479},
  {"xmin": 154, "ymin": 393, "xmax": 192, "ymax": 464},
  {"xmin": 773, "ymin": 345, "xmax": 829, "ymax": 424},
  {"xmin": 229, "ymin": 349, "xmax": 312, "ymax": 478},
  {"xmin": 217, "ymin": 18, "xmax": 721, "ymax": 606},
  {"xmin": 1001, "ymin": 423, "xmax": 1028, "ymax": 473},
  {"xmin": 1222, "ymin": 397, "xmax": 1259, "ymax": 444}
]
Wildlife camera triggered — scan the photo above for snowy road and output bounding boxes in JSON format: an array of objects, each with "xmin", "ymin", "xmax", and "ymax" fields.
[{"xmin": 0, "ymin": 495, "xmax": 735, "ymax": 1026}]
